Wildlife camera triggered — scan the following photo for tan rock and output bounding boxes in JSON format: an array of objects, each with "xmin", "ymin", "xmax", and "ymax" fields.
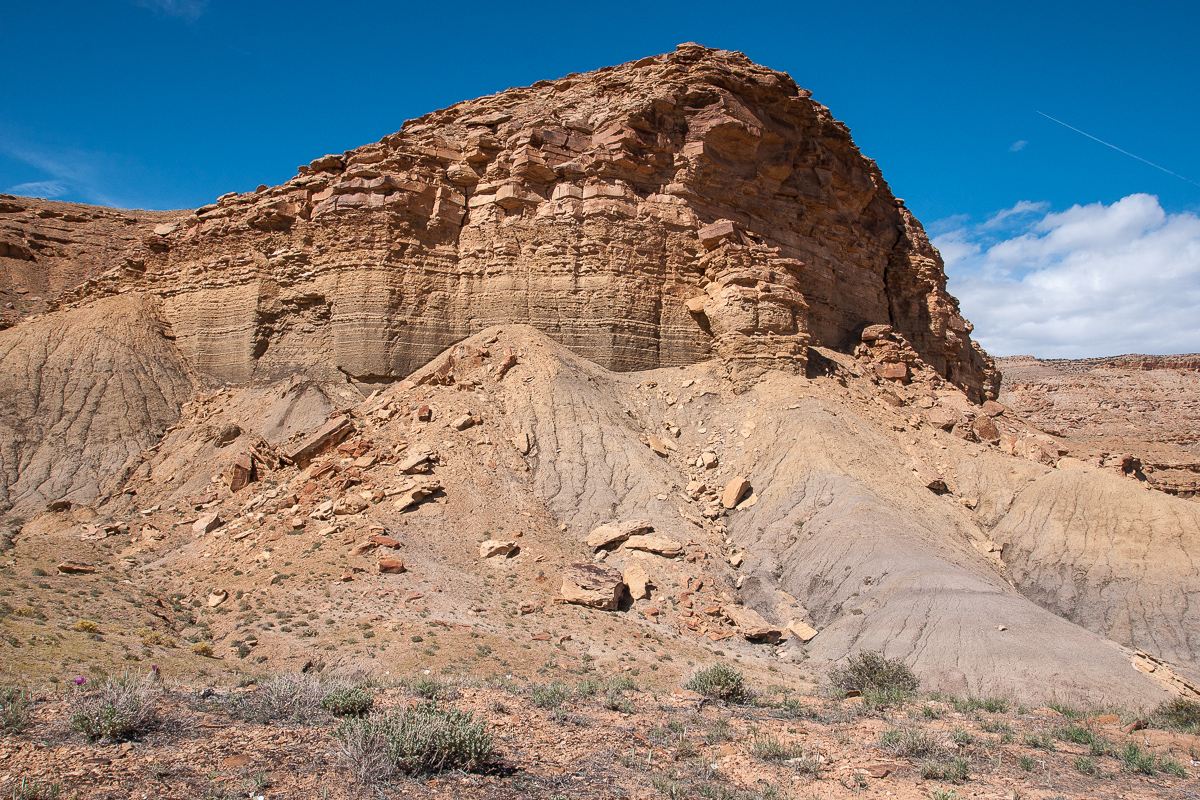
[
  {"xmin": 560, "ymin": 562, "xmax": 625, "ymax": 610},
  {"xmin": 701, "ymin": 451, "xmax": 718, "ymax": 468},
  {"xmin": 229, "ymin": 452, "xmax": 254, "ymax": 492},
  {"xmin": 786, "ymin": 618, "xmax": 819, "ymax": 642},
  {"xmin": 623, "ymin": 564, "xmax": 652, "ymax": 600},
  {"xmin": 451, "ymin": 414, "xmax": 476, "ymax": 431},
  {"xmin": 585, "ymin": 519, "xmax": 652, "ymax": 548},
  {"xmin": 193, "ymin": 512, "xmax": 223, "ymax": 535},
  {"xmin": 284, "ymin": 416, "xmax": 353, "ymax": 466},
  {"xmin": 972, "ymin": 414, "xmax": 1000, "ymax": 443},
  {"xmin": 56, "ymin": 561, "xmax": 96, "ymax": 575},
  {"xmin": 378, "ymin": 557, "xmax": 406, "ymax": 574},
  {"xmin": 207, "ymin": 589, "xmax": 228, "ymax": 608},
  {"xmin": 393, "ymin": 481, "xmax": 440, "ymax": 512},
  {"xmin": 398, "ymin": 450, "xmax": 433, "ymax": 473},
  {"xmin": 721, "ymin": 477, "xmax": 751, "ymax": 509},
  {"xmin": 723, "ymin": 605, "xmax": 782, "ymax": 642},
  {"xmin": 647, "ymin": 434, "xmax": 669, "ymax": 457},
  {"xmin": 623, "ymin": 534, "xmax": 683, "ymax": 557},
  {"xmin": 479, "ymin": 539, "xmax": 519, "ymax": 558},
  {"xmin": 334, "ymin": 495, "xmax": 369, "ymax": 515},
  {"xmin": 912, "ymin": 459, "xmax": 947, "ymax": 492}
]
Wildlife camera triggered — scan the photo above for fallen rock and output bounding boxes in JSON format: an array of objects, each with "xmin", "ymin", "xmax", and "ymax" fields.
[
  {"xmin": 56, "ymin": 561, "xmax": 96, "ymax": 575},
  {"xmin": 647, "ymin": 434, "xmax": 669, "ymax": 457},
  {"xmin": 229, "ymin": 453, "xmax": 255, "ymax": 492},
  {"xmin": 193, "ymin": 512, "xmax": 223, "ymax": 535},
  {"xmin": 207, "ymin": 589, "xmax": 228, "ymax": 608},
  {"xmin": 912, "ymin": 459, "xmax": 947, "ymax": 492},
  {"xmin": 451, "ymin": 414, "xmax": 476, "ymax": 431},
  {"xmin": 560, "ymin": 562, "xmax": 625, "ymax": 610},
  {"xmin": 721, "ymin": 477, "xmax": 751, "ymax": 509},
  {"xmin": 479, "ymin": 539, "xmax": 518, "ymax": 558},
  {"xmin": 701, "ymin": 451, "xmax": 718, "ymax": 468},
  {"xmin": 378, "ymin": 558, "xmax": 406, "ymax": 574},
  {"xmin": 623, "ymin": 534, "xmax": 683, "ymax": 556},
  {"xmin": 393, "ymin": 480, "xmax": 440, "ymax": 512},
  {"xmin": 623, "ymin": 564, "xmax": 652, "ymax": 600},
  {"xmin": 370, "ymin": 535, "xmax": 401, "ymax": 548},
  {"xmin": 786, "ymin": 618, "xmax": 819, "ymax": 643},
  {"xmin": 284, "ymin": 416, "xmax": 353, "ymax": 466},
  {"xmin": 972, "ymin": 414, "xmax": 1001, "ymax": 443},
  {"xmin": 398, "ymin": 450, "xmax": 433, "ymax": 473},
  {"xmin": 334, "ymin": 495, "xmax": 369, "ymax": 515},
  {"xmin": 585, "ymin": 519, "xmax": 653, "ymax": 549},
  {"xmin": 723, "ymin": 605, "xmax": 782, "ymax": 643}
]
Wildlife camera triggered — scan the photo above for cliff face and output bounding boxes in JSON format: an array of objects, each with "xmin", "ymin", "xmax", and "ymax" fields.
[{"xmin": 23, "ymin": 43, "xmax": 995, "ymax": 399}]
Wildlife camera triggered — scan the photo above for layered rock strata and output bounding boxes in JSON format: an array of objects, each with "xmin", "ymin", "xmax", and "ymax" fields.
[{"xmin": 25, "ymin": 44, "xmax": 995, "ymax": 399}]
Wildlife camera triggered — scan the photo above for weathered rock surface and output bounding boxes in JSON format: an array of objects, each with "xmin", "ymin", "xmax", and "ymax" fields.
[
  {"xmin": 560, "ymin": 562, "xmax": 625, "ymax": 610},
  {"xmin": 0, "ymin": 294, "xmax": 193, "ymax": 513},
  {"xmin": 1, "ymin": 45, "xmax": 995, "ymax": 401}
]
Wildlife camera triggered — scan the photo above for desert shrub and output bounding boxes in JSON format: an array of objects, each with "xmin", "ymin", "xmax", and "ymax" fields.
[
  {"xmin": 70, "ymin": 673, "xmax": 157, "ymax": 741},
  {"xmin": 321, "ymin": 686, "xmax": 374, "ymax": 717},
  {"xmin": 1154, "ymin": 697, "xmax": 1200, "ymax": 733},
  {"xmin": 1121, "ymin": 741, "xmax": 1155, "ymax": 775},
  {"xmin": 750, "ymin": 732, "xmax": 805, "ymax": 762},
  {"xmin": 981, "ymin": 697, "xmax": 1009, "ymax": 713},
  {"xmin": 73, "ymin": 620, "xmax": 98, "ymax": 633},
  {"xmin": 1074, "ymin": 756, "xmax": 1097, "ymax": 776},
  {"xmin": 191, "ymin": 643, "xmax": 213, "ymax": 657},
  {"xmin": 685, "ymin": 663, "xmax": 750, "ymax": 703},
  {"xmin": 1054, "ymin": 724, "xmax": 1094, "ymax": 745},
  {"xmin": 227, "ymin": 673, "xmax": 327, "ymax": 724},
  {"xmin": 829, "ymin": 651, "xmax": 918, "ymax": 694},
  {"xmin": 950, "ymin": 726, "xmax": 974, "ymax": 746},
  {"xmin": 409, "ymin": 677, "xmax": 446, "ymax": 700},
  {"xmin": 1023, "ymin": 733, "xmax": 1054, "ymax": 751},
  {"xmin": 530, "ymin": 682, "xmax": 570, "ymax": 709},
  {"xmin": 1158, "ymin": 756, "xmax": 1188, "ymax": 777},
  {"xmin": 878, "ymin": 726, "xmax": 946, "ymax": 759},
  {"xmin": 919, "ymin": 756, "xmax": 970, "ymax": 782},
  {"xmin": 336, "ymin": 702, "xmax": 492, "ymax": 780},
  {"xmin": 575, "ymin": 678, "xmax": 600, "ymax": 699},
  {"xmin": 1, "ymin": 686, "xmax": 32, "ymax": 733}
]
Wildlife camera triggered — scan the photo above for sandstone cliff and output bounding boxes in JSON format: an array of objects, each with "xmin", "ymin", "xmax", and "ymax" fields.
[{"xmin": 13, "ymin": 43, "xmax": 995, "ymax": 401}]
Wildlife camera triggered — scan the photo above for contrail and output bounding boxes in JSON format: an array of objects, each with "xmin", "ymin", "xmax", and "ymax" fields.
[{"xmin": 1036, "ymin": 110, "xmax": 1200, "ymax": 188}]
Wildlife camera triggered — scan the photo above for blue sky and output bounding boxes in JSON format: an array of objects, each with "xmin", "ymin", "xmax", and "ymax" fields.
[{"xmin": 2, "ymin": 0, "xmax": 1198, "ymax": 357}]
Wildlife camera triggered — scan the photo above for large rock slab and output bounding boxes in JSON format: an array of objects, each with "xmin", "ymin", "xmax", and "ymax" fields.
[
  {"xmin": 586, "ymin": 519, "xmax": 652, "ymax": 549},
  {"xmin": 560, "ymin": 562, "xmax": 625, "ymax": 610}
]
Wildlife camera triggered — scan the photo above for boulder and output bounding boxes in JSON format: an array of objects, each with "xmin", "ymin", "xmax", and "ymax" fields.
[
  {"xmin": 647, "ymin": 434, "xmax": 669, "ymax": 457},
  {"xmin": 393, "ymin": 480, "xmax": 440, "ymax": 512},
  {"xmin": 56, "ymin": 561, "xmax": 96, "ymax": 575},
  {"xmin": 193, "ymin": 512, "xmax": 223, "ymax": 535},
  {"xmin": 378, "ymin": 558, "xmax": 406, "ymax": 574},
  {"xmin": 284, "ymin": 416, "xmax": 354, "ymax": 466},
  {"xmin": 623, "ymin": 534, "xmax": 683, "ymax": 556},
  {"xmin": 229, "ymin": 452, "xmax": 254, "ymax": 492},
  {"xmin": 398, "ymin": 450, "xmax": 433, "ymax": 473},
  {"xmin": 912, "ymin": 459, "xmax": 947, "ymax": 492},
  {"xmin": 586, "ymin": 519, "xmax": 653, "ymax": 548},
  {"xmin": 480, "ymin": 539, "xmax": 519, "ymax": 558},
  {"xmin": 207, "ymin": 590, "xmax": 228, "ymax": 608},
  {"xmin": 623, "ymin": 563, "xmax": 652, "ymax": 600},
  {"xmin": 721, "ymin": 477, "xmax": 751, "ymax": 509},
  {"xmin": 723, "ymin": 605, "xmax": 782, "ymax": 642},
  {"xmin": 786, "ymin": 618, "xmax": 819, "ymax": 642},
  {"xmin": 560, "ymin": 562, "xmax": 625, "ymax": 610}
]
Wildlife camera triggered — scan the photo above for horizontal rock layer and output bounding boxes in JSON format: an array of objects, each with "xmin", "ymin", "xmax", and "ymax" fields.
[{"xmin": 18, "ymin": 44, "xmax": 995, "ymax": 399}]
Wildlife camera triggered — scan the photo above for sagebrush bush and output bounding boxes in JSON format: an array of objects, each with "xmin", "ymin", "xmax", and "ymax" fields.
[
  {"xmin": 336, "ymin": 702, "xmax": 492, "ymax": 781},
  {"xmin": 1, "ymin": 686, "xmax": 32, "ymax": 733},
  {"xmin": 321, "ymin": 686, "xmax": 374, "ymax": 717},
  {"xmin": 829, "ymin": 651, "xmax": 919, "ymax": 694},
  {"xmin": 878, "ymin": 726, "xmax": 947, "ymax": 759},
  {"xmin": 530, "ymin": 682, "xmax": 570, "ymax": 709},
  {"xmin": 919, "ymin": 756, "xmax": 970, "ymax": 782},
  {"xmin": 227, "ymin": 673, "xmax": 328, "ymax": 724},
  {"xmin": 70, "ymin": 673, "xmax": 157, "ymax": 741},
  {"xmin": 684, "ymin": 663, "xmax": 750, "ymax": 703}
]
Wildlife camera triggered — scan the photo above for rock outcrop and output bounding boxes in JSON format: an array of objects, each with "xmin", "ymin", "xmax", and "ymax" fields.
[{"xmin": 7, "ymin": 44, "xmax": 995, "ymax": 401}]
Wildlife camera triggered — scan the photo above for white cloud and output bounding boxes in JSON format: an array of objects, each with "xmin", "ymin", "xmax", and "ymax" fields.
[
  {"xmin": 935, "ymin": 194, "xmax": 1200, "ymax": 358},
  {"xmin": 133, "ymin": 0, "xmax": 207, "ymax": 20},
  {"xmin": 5, "ymin": 180, "xmax": 67, "ymax": 198},
  {"xmin": 1009, "ymin": 140, "xmax": 1028, "ymax": 152}
]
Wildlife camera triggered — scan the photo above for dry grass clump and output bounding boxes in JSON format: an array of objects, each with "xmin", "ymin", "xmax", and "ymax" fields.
[
  {"xmin": 336, "ymin": 701, "xmax": 493, "ymax": 782},
  {"xmin": 829, "ymin": 651, "xmax": 919, "ymax": 694},
  {"xmin": 69, "ymin": 672, "xmax": 158, "ymax": 741},
  {"xmin": 684, "ymin": 663, "xmax": 750, "ymax": 704},
  {"xmin": 1, "ymin": 686, "xmax": 32, "ymax": 733},
  {"xmin": 228, "ymin": 673, "xmax": 370, "ymax": 724}
]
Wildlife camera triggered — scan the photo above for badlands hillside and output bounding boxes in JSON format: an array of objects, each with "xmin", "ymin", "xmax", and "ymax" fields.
[{"xmin": 1, "ymin": 43, "xmax": 1198, "ymax": 799}]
